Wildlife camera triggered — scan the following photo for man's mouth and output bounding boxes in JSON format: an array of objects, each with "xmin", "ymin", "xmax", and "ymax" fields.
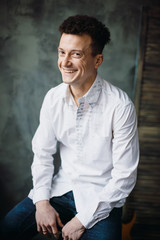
[{"xmin": 63, "ymin": 69, "xmax": 77, "ymax": 73}]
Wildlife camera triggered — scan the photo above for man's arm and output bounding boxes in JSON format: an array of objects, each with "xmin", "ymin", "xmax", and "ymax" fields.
[
  {"xmin": 31, "ymin": 91, "xmax": 63, "ymax": 237},
  {"xmin": 31, "ymin": 91, "xmax": 57, "ymax": 203},
  {"xmin": 75, "ymin": 102, "xmax": 139, "ymax": 229}
]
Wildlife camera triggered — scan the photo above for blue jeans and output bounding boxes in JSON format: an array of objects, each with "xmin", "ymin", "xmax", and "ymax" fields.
[{"xmin": 0, "ymin": 191, "xmax": 122, "ymax": 240}]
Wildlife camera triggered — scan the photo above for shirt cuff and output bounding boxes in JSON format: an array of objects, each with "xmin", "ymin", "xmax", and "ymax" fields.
[
  {"xmin": 75, "ymin": 202, "xmax": 109, "ymax": 229},
  {"xmin": 32, "ymin": 187, "xmax": 51, "ymax": 204}
]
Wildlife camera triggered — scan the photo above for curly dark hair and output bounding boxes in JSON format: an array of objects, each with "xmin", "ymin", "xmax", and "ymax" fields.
[{"xmin": 59, "ymin": 15, "xmax": 111, "ymax": 56}]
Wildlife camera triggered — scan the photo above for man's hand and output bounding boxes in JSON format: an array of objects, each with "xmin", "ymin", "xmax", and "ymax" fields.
[
  {"xmin": 62, "ymin": 216, "xmax": 85, "ymax": 240},
  {"xmin": 35, "ymin": 200, "xmax": 63, "ymax": 239}
]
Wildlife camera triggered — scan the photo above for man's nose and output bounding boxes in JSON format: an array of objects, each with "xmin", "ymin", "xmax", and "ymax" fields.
[{"xmin": 62, "ymin": 54, "xmax": 72, "ymax": 67}]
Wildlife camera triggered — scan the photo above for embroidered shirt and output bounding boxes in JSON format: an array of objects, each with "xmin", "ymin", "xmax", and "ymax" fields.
[{"xmin": 29, "ymin": 75, "xmax": 139, "ymax": 229}]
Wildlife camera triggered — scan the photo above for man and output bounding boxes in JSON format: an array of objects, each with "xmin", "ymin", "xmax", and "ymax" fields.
[{"xmin": 0, "ymin": 15, "xmax": 139, "ymax": 240}]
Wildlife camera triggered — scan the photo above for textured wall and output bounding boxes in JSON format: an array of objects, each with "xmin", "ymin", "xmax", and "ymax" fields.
[{"xmin": 0, "ymin": 0, "xmax": 159, "ymax": 218}]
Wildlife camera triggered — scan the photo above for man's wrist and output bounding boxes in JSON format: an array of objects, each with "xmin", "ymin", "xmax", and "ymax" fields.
[
  {"xmin": 73, "ymin": 216, "xmax": 85, "ymax": 229},
  {"xmin": 35, "ymin": 200, "xmax": 50, "ymax": 209}
]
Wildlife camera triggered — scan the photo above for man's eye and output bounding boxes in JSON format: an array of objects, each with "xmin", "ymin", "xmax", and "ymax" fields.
[
  {"xmin": 58, "ymin": 50, "xmax": 65, "ymax": 55},
  {"xmin": 72, "ymin": 52, "xmax": 82, "ymax": 58}
]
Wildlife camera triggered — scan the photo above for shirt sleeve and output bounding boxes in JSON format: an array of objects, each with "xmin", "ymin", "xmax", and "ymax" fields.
[
  {"xmin": 76, "ymin": 102, "xmax": 139, "ymax": 229},
  {"xmin": 31, "ymin": 91, "xmax": 57, "ymax": 204}
]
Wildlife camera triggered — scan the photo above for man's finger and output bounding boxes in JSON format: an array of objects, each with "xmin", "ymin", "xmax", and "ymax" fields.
[
  {"xmin": 37, "ymin": 224, "xmax": 41, "ymax": 233},
  {"xmin": 57, "ymin": 215, "xmax": 64, "ymax": 228},
  {"xmin": 51, "ymin": 225, "xmax": 59, "ymax": 239},
  {"xmin": 54, "ymin": 232, "xmax": 60, "ymax": 239},
  {"xmin": 47, "ymin": 226, "xmax": 52, "ymax": 234},
  {"xmin": 41, "ymin": 226, "xmax": 48, "ymax": 234}
]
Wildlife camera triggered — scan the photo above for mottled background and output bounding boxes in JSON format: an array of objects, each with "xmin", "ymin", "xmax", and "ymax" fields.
[{"xmin": 0, "ymin": 0, "xmax": 159, "ymax": 218}]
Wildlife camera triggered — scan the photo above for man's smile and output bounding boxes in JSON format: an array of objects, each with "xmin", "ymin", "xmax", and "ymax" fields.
[{"xmin": 63, "ymin": 69, "xmax": 77, "ymax": 73}]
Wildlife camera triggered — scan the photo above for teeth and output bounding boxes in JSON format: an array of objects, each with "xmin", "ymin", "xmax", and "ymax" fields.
[{"xmin": 64, "ymin": 70, "xmax": 75, "ymax": 73}]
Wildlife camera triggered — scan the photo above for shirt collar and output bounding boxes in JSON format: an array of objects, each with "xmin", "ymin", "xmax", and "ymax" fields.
[
  {"xmin": 81, "ymin": 74, "xmax": 102, "ymax": 107},
  {"xmin": 63, "ymin": 75, "xmax": 103, "ymax": 107}
]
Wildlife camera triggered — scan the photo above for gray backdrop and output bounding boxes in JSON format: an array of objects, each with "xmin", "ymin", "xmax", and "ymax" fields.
[{"xmin": 0, "ymin": 0, "xmax": 159, "ymax": 218}]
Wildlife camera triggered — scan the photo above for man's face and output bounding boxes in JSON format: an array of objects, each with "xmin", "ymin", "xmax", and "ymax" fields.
[{"xmin": 58, "ymin": 33, "xmax": 101, "ymax": 88}]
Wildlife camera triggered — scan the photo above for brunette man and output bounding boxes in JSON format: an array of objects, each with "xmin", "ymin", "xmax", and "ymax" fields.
[{"xmin": 0, "ymin": 15, "xmax": 139, "ymax": 240}]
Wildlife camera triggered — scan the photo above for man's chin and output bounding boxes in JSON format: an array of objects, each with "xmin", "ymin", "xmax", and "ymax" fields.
[
  {"xmin": 62, "ymin": 77, "xmax": 74, "ymax": 84},
  {"xmin": 62, "ymin": 79, "xmax": 70, "ymax": 84}
]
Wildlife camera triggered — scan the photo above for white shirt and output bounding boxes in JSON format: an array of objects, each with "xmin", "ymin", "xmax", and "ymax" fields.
[{"xmin": 29, "ymin": 75, "xmax": 139, "ymax": 229}]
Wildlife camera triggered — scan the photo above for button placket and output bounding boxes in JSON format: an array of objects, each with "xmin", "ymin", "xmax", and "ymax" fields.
[{"xmin": 75, "ymin": 101, "xmax": 85, "ymax": 158}]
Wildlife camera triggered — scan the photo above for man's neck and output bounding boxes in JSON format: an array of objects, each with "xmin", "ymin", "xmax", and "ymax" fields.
[{"xmin": 69, "ymin": 76, "xmax": 96, "ymax": 107}]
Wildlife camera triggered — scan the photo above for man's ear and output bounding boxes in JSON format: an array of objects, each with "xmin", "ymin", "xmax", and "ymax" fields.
[{"xmin": 95, "ymin": 54, "xmax": 104, "ymax": 69}]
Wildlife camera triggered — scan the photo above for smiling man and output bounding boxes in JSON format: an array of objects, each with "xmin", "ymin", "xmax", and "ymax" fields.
[
  {"xmin": 58, "ymin": 33, "xmax": 101, "ymax": 100},
  {"xmin": 0, "ymin": 15, "xmax": 139, "ymax": 240}
]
